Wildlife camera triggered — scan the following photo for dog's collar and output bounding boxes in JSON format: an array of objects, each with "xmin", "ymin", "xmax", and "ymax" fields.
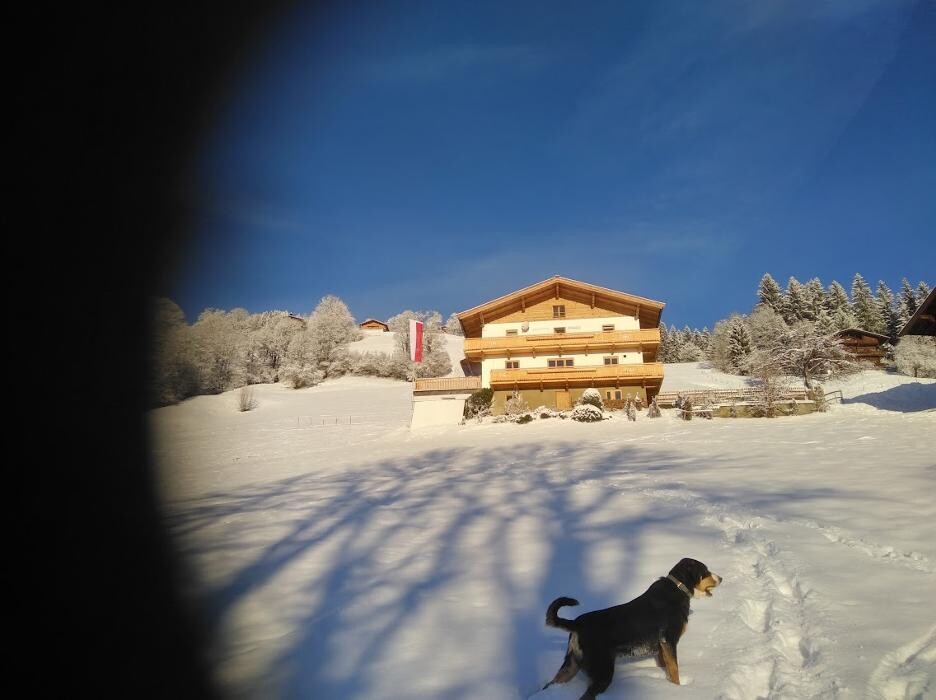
[{"xmin": 666, "ymin": 574, "xmax": 692, "ymax": 599}]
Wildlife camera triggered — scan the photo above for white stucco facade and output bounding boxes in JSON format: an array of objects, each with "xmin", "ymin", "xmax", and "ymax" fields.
[{"xmin": 480, "ymin": 315, "xmax": 640, "ymax": 338}]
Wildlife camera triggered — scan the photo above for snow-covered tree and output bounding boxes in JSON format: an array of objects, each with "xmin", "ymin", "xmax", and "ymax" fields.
[
  {"xmin": 893, "ymin": 336, "xmax": 936, "ymax": 378},
  {"xmin": 306, "ymin": 295, "xmax": 362, "ymax": 367},
  {"xmin": 387, "ymin": 310, "xmax": 451, "ymax": 379},
  {"xmin": 918, "ymin": 281, "xmax": 932, "ymax": 305},
  {"xmin": 897, "ymin": 278, "xmax": 917, "ymax": 330},
  {"xmin": 658, "ymin": 322, "xmax": 670, "ymax": 362},
  {"xmin": 149, "ymin": 297, "xmax": 199, "ymax": 406},
  {"xmin": 745, "ymin": 305, "xmax": 787, "ymax": 349},
  {"xmin": 765, "ymin": 321, "xmax": 859, "ymax": 389},
  {"xmin": 803, "ymin": 278, "xmax": 826, "ymax": 322},
  {"xmin": 851, "ymin": 274, "xmax": 881, "ymax": 333},
  {"xmin": 676, "ymin": 342, "xmax": 705, "ymax": 362},
  {"xmin": 280, "ymin": 331, "xmax": 324, "ymax": 388},
  {"xmin": 757, "ymin": 273, "xmax": 783, "ymax": 314},
  {"xmin": 444, "ymin": 313, "xmax": 464, "ymax": 336},
  {"xmin": 666, "ymin": 323, "xmax": 683, "ymax": 361},
  {"xmin": 242, "ymin": 311, "xmax": 304, "ymax": 384},
  {"xmin": 825, "ymin": 281, "xmax": 855, "ymax": 331},
  {"xmin": 875, "ymin": 281, "xmax": 901, "ymax": 342},
  {"xmin": 726, "ymin": 316, "xmax": 753, "ymax": 373},
  {"xmin": 191, "ymin": 308, "xmax": 248, "ymax": 393},
  {"xmin": 781, "ymin": 277, "xmax": 807, "ymax": 324}
]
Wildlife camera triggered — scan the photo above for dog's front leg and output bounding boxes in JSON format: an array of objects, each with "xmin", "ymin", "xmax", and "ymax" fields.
[{"xmin": 659, "ymin": 639, "xmax": 680, "ymax": 685}]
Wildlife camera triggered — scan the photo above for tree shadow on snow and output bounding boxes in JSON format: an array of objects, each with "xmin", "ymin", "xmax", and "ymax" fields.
[
  {"xmin": 842, "ymin": 381, "xmax": 936, "ymax": 412},
  {"xmin": 164, "ymin": 440, "xmax": 866, "ymax": 699}
]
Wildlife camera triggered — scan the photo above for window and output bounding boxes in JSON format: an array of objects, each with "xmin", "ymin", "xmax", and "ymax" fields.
[
  {"xmin": 603, "ymin": 356, "xmax": 619, "ymax": 365},
  {"xmin": 615, "ymin": 390, "xmax": 622, "ymax": 400},
  {"xmin": 547, "ymin": 358, "xmax": 574, "ymax": 368},
  {"xmin": 606, "ymin": 391, "xmax": 612, "ymax": 400},
  {"xmin": 554, "ymin": 327, "xmax": 566, "ymax": 334},
  {"xmin": 505, "ymin": 360, "xmax": 519, "ymax": 369},
  {"xmin": 553, "ymin": 305, "xmax": 565, "ymax": 318},
  {"xmin": 602, "ymin": 324, "xmax": 615, "ymax": 332},
  {"xmin": 505, "ymin": 329, "xmax": 518, "ymax": 336}
]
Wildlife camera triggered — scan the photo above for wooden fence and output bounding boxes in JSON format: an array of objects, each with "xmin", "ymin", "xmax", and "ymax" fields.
[{"xmin": 655, "ymin": 386, "xmax": 809, "ymax": 408}]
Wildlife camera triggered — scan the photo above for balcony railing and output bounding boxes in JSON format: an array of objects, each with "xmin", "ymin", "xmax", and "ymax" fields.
[
  {"xmin": 413, "ymin": 376, "xmax": 481, "ymax": 393},
  {"xmin": 490, "ymin": 362, "xmax": 664, "ymax": 388},
  {"xmin": 464, "ymin": 328, "xmax": 660, "ymax": 360}
]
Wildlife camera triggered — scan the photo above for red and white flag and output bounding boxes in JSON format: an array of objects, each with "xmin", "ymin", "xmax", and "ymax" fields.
[{"xmin": 409, "ymin": 319, "xmax": 424, "ymax": 363}]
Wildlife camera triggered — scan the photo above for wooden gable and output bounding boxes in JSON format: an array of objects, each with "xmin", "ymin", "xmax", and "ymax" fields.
[{"xmin": 456, "ymin": 276, "xmax": 664, "ymax": 337}]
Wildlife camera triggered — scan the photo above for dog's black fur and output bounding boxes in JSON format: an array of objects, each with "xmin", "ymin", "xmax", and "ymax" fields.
[{"xmin": 543, "ymin": 558, "xmax": 722, "ymax": 699}]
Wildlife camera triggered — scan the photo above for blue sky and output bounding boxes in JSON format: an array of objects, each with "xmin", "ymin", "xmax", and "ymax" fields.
[{"xmin": 168, "ymin": 0, "xmax": 935, "ymax": 329}]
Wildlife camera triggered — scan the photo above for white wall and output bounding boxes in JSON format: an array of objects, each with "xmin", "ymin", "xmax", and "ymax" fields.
[
  {"xmin": 410, "ymin": 394, "xmax": 468, "ymax": 428},
  {"xmin": 480, "ymin": 315, "xmax": 639, "ymax": 338}
]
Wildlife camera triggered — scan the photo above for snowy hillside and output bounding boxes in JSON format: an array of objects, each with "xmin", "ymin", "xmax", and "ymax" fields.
[
  {"xmin": 151, "ymin": 365, "xmax": 936, "ymax": 699},
  {"xmin": 347, "ymin": 330, "xmax": 466, "ymax": 376}
]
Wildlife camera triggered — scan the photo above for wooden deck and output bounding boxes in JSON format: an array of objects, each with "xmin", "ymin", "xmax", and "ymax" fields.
[{"xmin": 490, "ymin": 362, "xmax": 663, "ymax": 389}]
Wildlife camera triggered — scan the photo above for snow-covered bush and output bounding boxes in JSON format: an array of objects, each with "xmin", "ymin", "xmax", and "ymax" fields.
[
  {"xmin": 517, "ymin": 414, "xmax": 533, "ymax": 424},
  {"xmin": 579, "ymin": 388, "xmax": 603, "ymax": 410},
  {"xmin": 894, "ymin": 336, "xmax": 936, "ymax": 378},
  {"xmin": 647, "ymin": 397, "xmax": 661, "ymax": 418},
  {"xmin": 570, "ymin": 404, "xmax": 603, "ymax": 422},
  {"xmin": 237, "ymin": 386, "xmax": 257, "ymax": 412},
  {"xmin": 533, "ymin": 405, "xmax": 556, "ymax": 419},
  {"xmin": 505, "ymin": 391, "xmax": 529, "ymax": 416}
]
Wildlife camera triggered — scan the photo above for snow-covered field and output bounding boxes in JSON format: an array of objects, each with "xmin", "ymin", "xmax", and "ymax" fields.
[{"xmin": 151, "ymin": 364, "xmax": 936, "ymax": 699}]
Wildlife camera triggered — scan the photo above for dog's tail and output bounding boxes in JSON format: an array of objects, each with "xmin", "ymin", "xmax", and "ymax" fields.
[{"xmin": 545, "ymin": 597, "xmax": 579, "ymax": 632}]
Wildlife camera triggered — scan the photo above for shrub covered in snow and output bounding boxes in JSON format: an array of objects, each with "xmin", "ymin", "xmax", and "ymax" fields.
[
  {"xmin": 505, "ymin": 391, "xmax": 530, "ymax": 416},
  {"xmin": 894, "ymin": 336, "xmax": 936, "ymax": 378},
  {"xmin": 517, "ymin": 414, "xmax": 533, "ymax": 424},
  {"xmin": 570, "ymin": 404, "xmax": 604, "ymax": 422},
  {"xmin": 579, "ymin": 388, "xmax": 603, "ymax": 410},
  {"xmin": 533, "ymin": 405, "xmax": 556, "ymax": 419},
  {"xmin": 237, "ymin": 386, "xmax": 258, "ymax": 412}
]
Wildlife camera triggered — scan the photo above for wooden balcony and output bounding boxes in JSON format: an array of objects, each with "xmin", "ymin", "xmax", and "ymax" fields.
[
  {"xmin": 413, "ymin": 376, "xmax": 482, "ymax": 394},
  {"xmin": 490, "ymin": 362, "xmax": 664, "ymax": 389},
  {"xmin": 464, "ymin": 329, "xmax": 660, "ymax": 361}
]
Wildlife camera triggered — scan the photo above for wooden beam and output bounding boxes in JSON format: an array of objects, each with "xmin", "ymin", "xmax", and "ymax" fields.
[
  {"xmin": 555, "ymin": 282, "xmax": 560, "ymax": 299},
  {"xmin": 521, "ymin": 297, "xmax": 526, "ymax": 312}
]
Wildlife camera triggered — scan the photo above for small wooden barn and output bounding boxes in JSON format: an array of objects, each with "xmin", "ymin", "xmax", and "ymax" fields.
[
  {"xmin": 360, "ymin": 319, "xmax": 389, "ymax": 332},
  {"xmin": 835, "ymin": 328, "xmax": 890, "ymax": 366}
]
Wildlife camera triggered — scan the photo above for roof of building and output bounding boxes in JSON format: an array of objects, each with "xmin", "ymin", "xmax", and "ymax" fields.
[
  {"xmin": 899, "ymin": 288, "xmax": 935, "ymax": 337},
  {"xmin": 456, "ymin": 275, "xmax": 665, "ymax": 336},
  {"xmin": 835, "ymin": 328, "xmax": 890, "ymax": 342}
]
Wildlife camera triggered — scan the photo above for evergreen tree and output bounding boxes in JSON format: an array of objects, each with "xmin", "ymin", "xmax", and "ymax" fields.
[
  {"xmin": 897, "ymin": 278, "xmax": 917, "ymax": 330},
  {"xmin": 803, "ymin": 278, "xmax": 826, "ymax": 322},
  {"xmin": 756, "ymin": 273, "xmax": 783, "ymax": 313},
  {"xmin": 875, "ymin": 281, "xmax": 900, "ymax": 342},
  {"xmin": 782, "ymin": 277, "xmax": 806, "ymax": 324},
  {"xmin": 667, "ymin": 323, "xmax": 682, "ymax": 361},
  {"xmin": 918, "ymin": 281, "xmax": 932, "ymax": 305},
  {"xmin": 658, "ymin": 322, "xmax": 670, "ymax": 362},
  {"xmin": 851, "ymin": 274, "xmax": 880, "ymax": 333},
  {"xmin": 726, "ymin": 317, "xmax": 753, "ymax": 373},
  {"xmin": 825, "ymin": 281, "xmax": 855, "ymax": 330}
]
